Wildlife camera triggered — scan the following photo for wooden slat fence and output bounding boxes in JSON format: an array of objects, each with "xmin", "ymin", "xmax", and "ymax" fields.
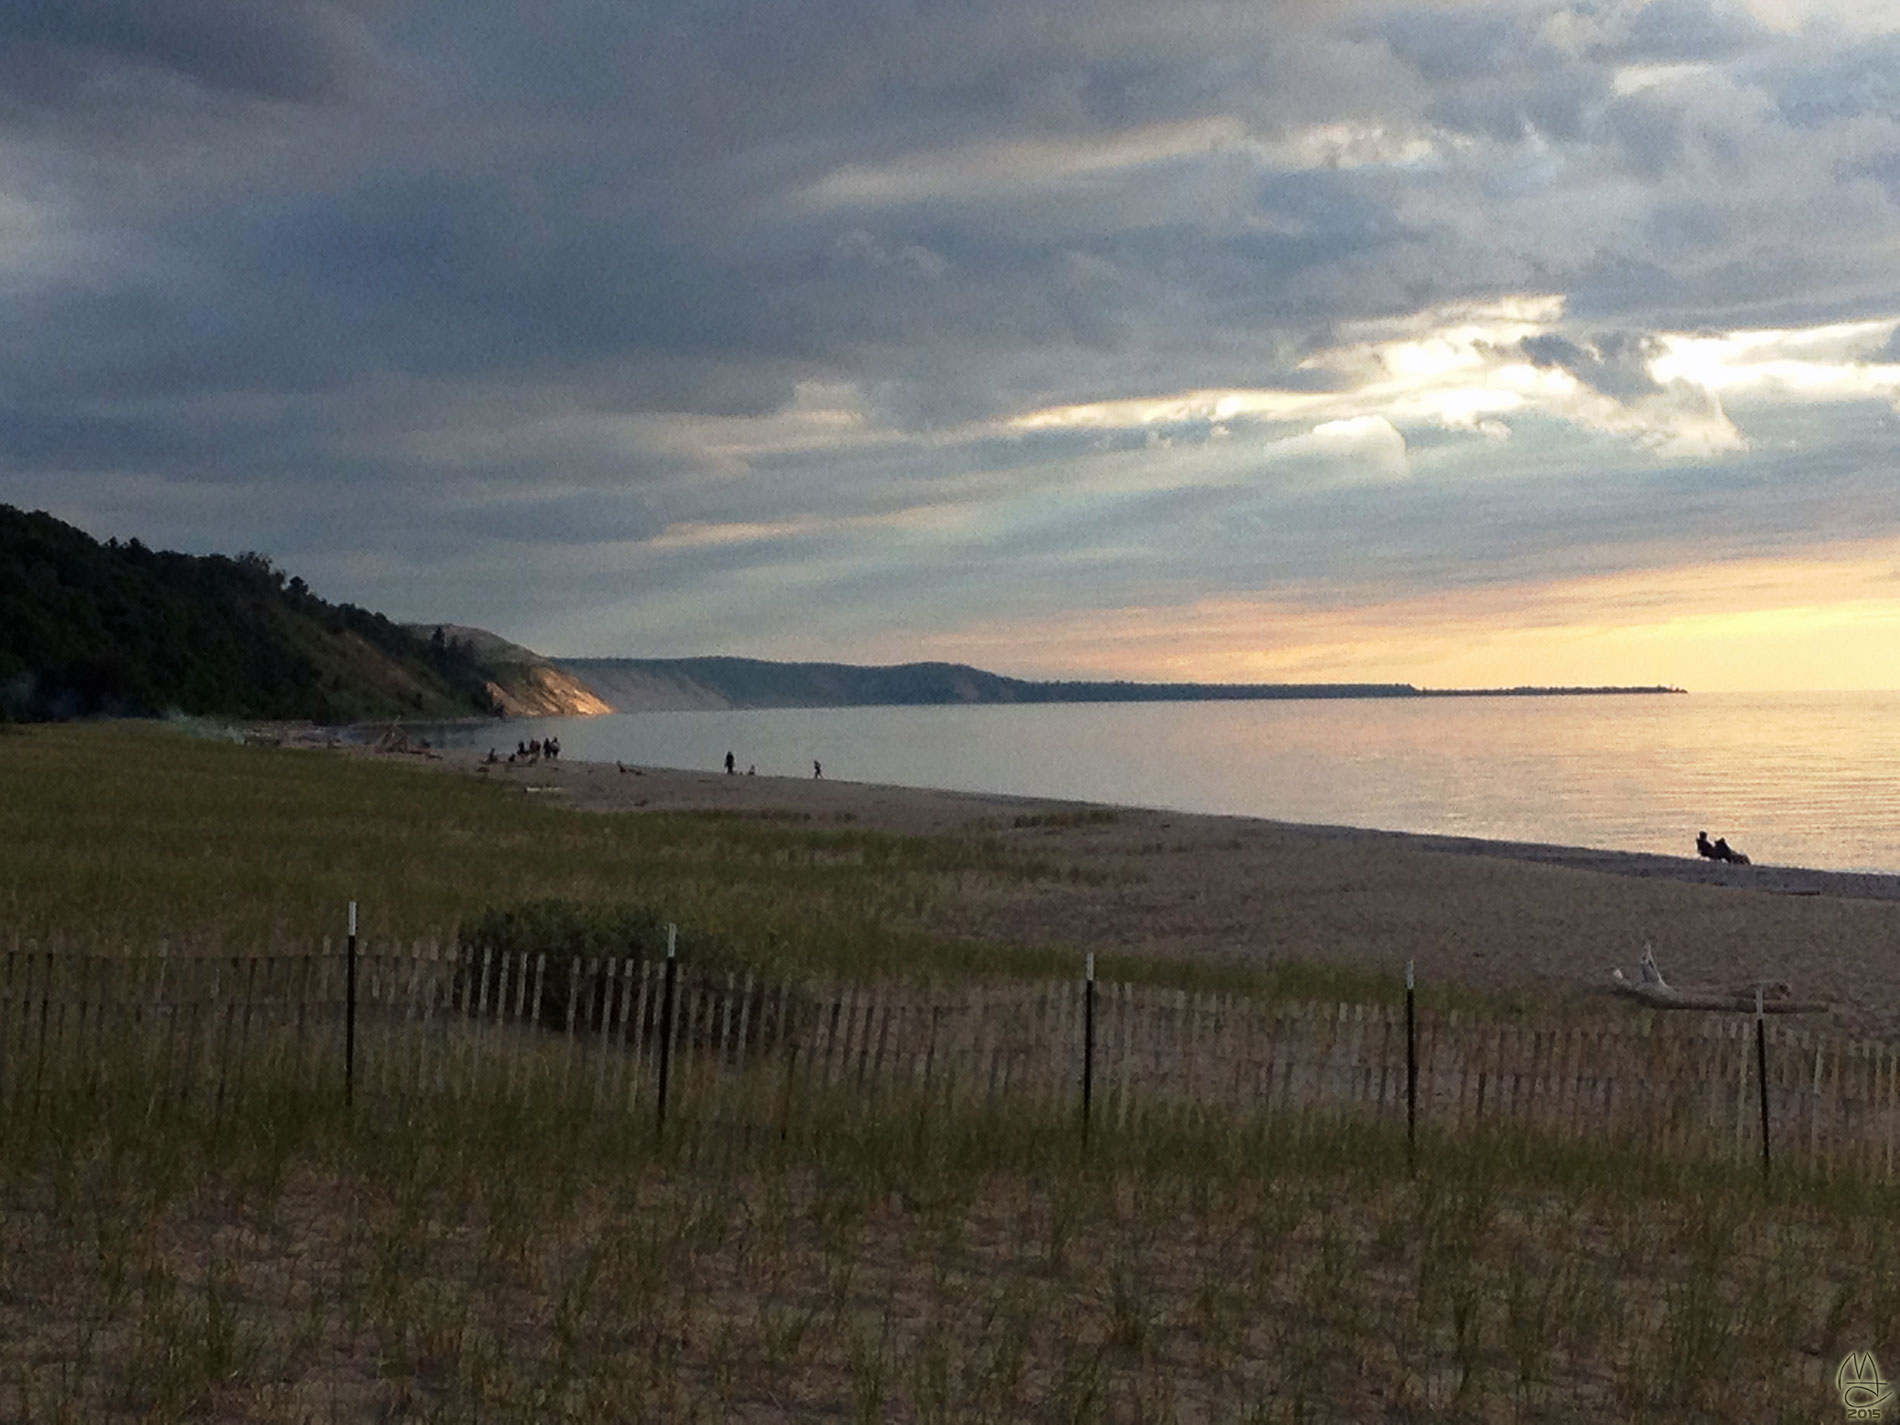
[{"xmin": 3, "ymin": 941, "xmax": 1897, "ymax": 1178}]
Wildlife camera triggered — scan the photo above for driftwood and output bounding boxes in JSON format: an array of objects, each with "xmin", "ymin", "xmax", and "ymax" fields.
[
  {"xmin": 1610, "ymin": 972, "xmax": 1827, "ymax": 1014},
  {"xmin": 1610, "ymin": 945, "xmax": 1827, "ymax": 1013}
]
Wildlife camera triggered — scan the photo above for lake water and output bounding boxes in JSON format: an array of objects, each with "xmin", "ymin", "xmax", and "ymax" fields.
[{"xmin": 429, "ymin": 691, "xmax": 1900, "ymax": 875}]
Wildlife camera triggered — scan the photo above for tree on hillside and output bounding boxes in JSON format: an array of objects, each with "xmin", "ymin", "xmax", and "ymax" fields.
[{"xmin": 0, "ymin": 505, "xmax": 500, "ymax": 723}]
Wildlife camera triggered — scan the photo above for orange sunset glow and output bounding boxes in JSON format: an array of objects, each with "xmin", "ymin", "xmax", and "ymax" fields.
[{"xmin": 918, "ymin": 543, "xmax": 1900, "ymax": 692}]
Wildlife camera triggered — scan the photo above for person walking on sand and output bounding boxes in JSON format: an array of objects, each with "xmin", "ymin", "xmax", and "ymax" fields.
[
  {"xmin": 813, "ymin": 759, "xmax": 822, "ymax": 779},
  {"xmin": 725, "ymin": 750, "xmax": 736, "ymax": 775}
]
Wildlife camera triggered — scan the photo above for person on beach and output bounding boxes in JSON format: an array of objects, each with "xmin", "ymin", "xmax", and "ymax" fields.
[
  {"xmin": 813, "ymin": 759, "xmax": 823, "ymax": 779},
  {"xmin": 725, "ymin": 750, "xmax": 736, "ymax": 775}
]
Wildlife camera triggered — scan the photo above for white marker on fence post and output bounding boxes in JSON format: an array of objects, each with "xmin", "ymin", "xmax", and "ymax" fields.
[
  {"xmin": 656, "ymin": 924, "xmax": 679, "ymax": 1138},
  {"xmin": 345, "ymin": 901, "xmax": 359, "ymax": 1108}
]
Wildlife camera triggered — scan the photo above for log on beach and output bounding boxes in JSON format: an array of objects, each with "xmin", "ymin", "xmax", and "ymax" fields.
[{"xmin": 1610, "ymin": 970, "xmax": 1829, "ymax": 1014}]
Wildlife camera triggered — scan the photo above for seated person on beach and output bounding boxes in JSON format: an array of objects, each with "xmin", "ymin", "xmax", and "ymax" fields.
[{"xmin": 1697, "ymin": 831, "xmax": 1752, "ymax": 864}]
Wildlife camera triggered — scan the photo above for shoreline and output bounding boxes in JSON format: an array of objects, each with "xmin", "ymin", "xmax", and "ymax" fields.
[
  {"xmin": 411, "ymin": 739, "xmax": 1900, "ymax": 900},
  {"xmin": 386, "ymin": 743, "xmax": 1900, "ymax": 1042},
  {"xmin": 332, "ymin": 696, "xmax": 1900, "ymax": 886}
]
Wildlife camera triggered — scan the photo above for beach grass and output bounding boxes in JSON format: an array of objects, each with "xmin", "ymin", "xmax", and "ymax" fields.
[
  {"xmin": 0, "ymin": 1067, "xmax": 1890, "ymax": 1422},
  {"xmin": 3, "ymin": 719, "xmax": 1894, "ymax": 1420},
  {"xmin": 0, "ymin": 721, "xmax": 1523, "ymax": 1011},
  {"xmin": 0, "ymin": 721, "xmax": 1063, "ymax": 972}
]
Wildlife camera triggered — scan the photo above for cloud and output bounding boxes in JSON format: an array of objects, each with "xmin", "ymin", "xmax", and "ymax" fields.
[
  {"xmin": 1258, "ymin": 414, "xmax": 1412, "ymax": 486},
  {"xmin": 5, "ymin": 0, "xmax": 1900, "ymax": 683},
  {"xmin": 1609, "ymin": 0, "xmax": 1760, "ymax": 64},
  {"xmin": 0, "ymin": 0, "xmax": 382, "ymax": 111},
  {"xmin": 1518, "ymin": 331, "xmax": 1665, "ymax": 401}
]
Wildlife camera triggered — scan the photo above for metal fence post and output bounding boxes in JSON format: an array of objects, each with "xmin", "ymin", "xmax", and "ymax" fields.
[
  {"xmin": 1405, "ymin": 959, "xmax": 1417, "ymax": 1169},
  {"xmin": 345, "ymin": 901, "xmax": 358, "ymax": 1108},
  {"xmin": 656, "ymin": 924, "xmax": 679, "ymax": 1138},
  {"xmin": 1081, "ymin": 952, "xmax": 1096, "ymax": 1146},
  {"xmin": 1756, "ymin": 986, "xmax": 1771, "ymax": 1180}
]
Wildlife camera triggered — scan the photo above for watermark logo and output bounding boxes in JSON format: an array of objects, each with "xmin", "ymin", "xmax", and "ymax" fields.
[{"xmin": 1838, "ymin": 1351, "xmax": 1894, "ymax": 1420}]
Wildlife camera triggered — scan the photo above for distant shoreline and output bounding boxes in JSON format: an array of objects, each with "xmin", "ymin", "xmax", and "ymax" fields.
[
  {"xmin": 550, "ymin": 653, "xmax": 1685, "ymax": 714},
  {"xmin": 1412, "ymin": 685, "xmax": 1687, "ymax": 698}
]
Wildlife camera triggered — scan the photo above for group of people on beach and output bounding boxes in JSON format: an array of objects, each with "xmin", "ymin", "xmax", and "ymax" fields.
[
  {"xmin": 1695, "ymin": 829, "xmax": 1751, "ymax": 865},
  {"xmin": 723, "ymin": 750, "xmax": 823, "ymax": 778},
  {"xmin": 482, "ymin": 736, "xmax": 561, "ymax": 766}
]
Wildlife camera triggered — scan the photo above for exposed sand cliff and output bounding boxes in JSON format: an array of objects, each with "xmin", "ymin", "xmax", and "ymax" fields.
[
  {"xmin": 482, "ymin": 664, "xmax": 613, "ymax": 718},
  {"xmin": 548, "ymin": 662, "xmax": 734, "ymax": 712},
  {"xmin": 417, "ymin": 625, "xmax": 614, "ymax": 717}
]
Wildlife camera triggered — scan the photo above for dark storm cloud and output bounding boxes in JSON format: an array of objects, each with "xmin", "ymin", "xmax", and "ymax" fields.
[
  {"xmin": 0, "ymin": 0, "xmax": 379, "ymax": 112},
  {"xmin": 1378, "ymin": 6, "xmax": 1604, "ymax": 142},
  {"xmin": 0, "ymin": 2, "xmax": 1602, "ymax": 429}
]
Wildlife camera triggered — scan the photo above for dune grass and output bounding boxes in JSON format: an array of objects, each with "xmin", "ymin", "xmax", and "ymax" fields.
[
  {"xmin": 3, "ymin": 720, "xmax": 1895, "ymax": 1420},
  {"xmin": 3, "ymin": 721, "xmax": 1561, "ymax": 1021},
  {"xmin": 0, "ymin": 721, "xmax": 1496, "ymax": 1008},
  {"xmin": 0, "ymin": 721, "xmax": 1071, "ymax": 976},
  {"xmin": 0, "ymin": 1072, "xmax": 1891, "ymax": 1422}
]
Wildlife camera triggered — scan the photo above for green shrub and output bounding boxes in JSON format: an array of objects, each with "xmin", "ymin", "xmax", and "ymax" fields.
[{"xmin": 455, "ymin": 899, "xmax": 762, "ymax": 1034}]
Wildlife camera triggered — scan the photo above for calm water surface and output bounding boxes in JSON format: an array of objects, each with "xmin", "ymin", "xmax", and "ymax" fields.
[{"xmin": 438, "ymin": 692, "xmax": 1900, "ymax": 875}]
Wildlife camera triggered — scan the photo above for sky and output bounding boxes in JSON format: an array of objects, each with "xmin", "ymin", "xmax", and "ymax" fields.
[{"xmin": 6, "ymin": 0, "xmax": 1900, "ymax": 690}]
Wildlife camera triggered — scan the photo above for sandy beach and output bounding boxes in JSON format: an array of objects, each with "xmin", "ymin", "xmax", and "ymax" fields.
[{"xmin": 425, "ymin": 745, "xmax": 1900, "ymax": 1042}]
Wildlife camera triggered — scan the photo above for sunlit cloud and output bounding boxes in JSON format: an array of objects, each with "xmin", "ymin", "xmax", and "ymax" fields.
[
  {"xmin": 648, "ymin": 518, "xmax": 823, "ymax": 550},
  {"xmin": 1263, "ymin": 415, "xmax": 1411, "ymax": 485},
  {"xmin": 1003, "ymin": 294, "xmax": 1753, "ymax": 458},
  {"xmin": 801, "ymin": 115, "xmax": 1467, "ymax": 213},
  {"xmin": 1609, "ymin": 62, "xmax": 1718, "ymax": 97},
  {"xmin": 801, "ymin": 119, "xmax": 1249, "ymax": 209},
  {"xmin": 1651, "ymin": 320, "xmax": 1900, "ymax": 406},
  {"xmin": 648, "ymin": 501, "xmax": 971, "ymax": 553}
]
